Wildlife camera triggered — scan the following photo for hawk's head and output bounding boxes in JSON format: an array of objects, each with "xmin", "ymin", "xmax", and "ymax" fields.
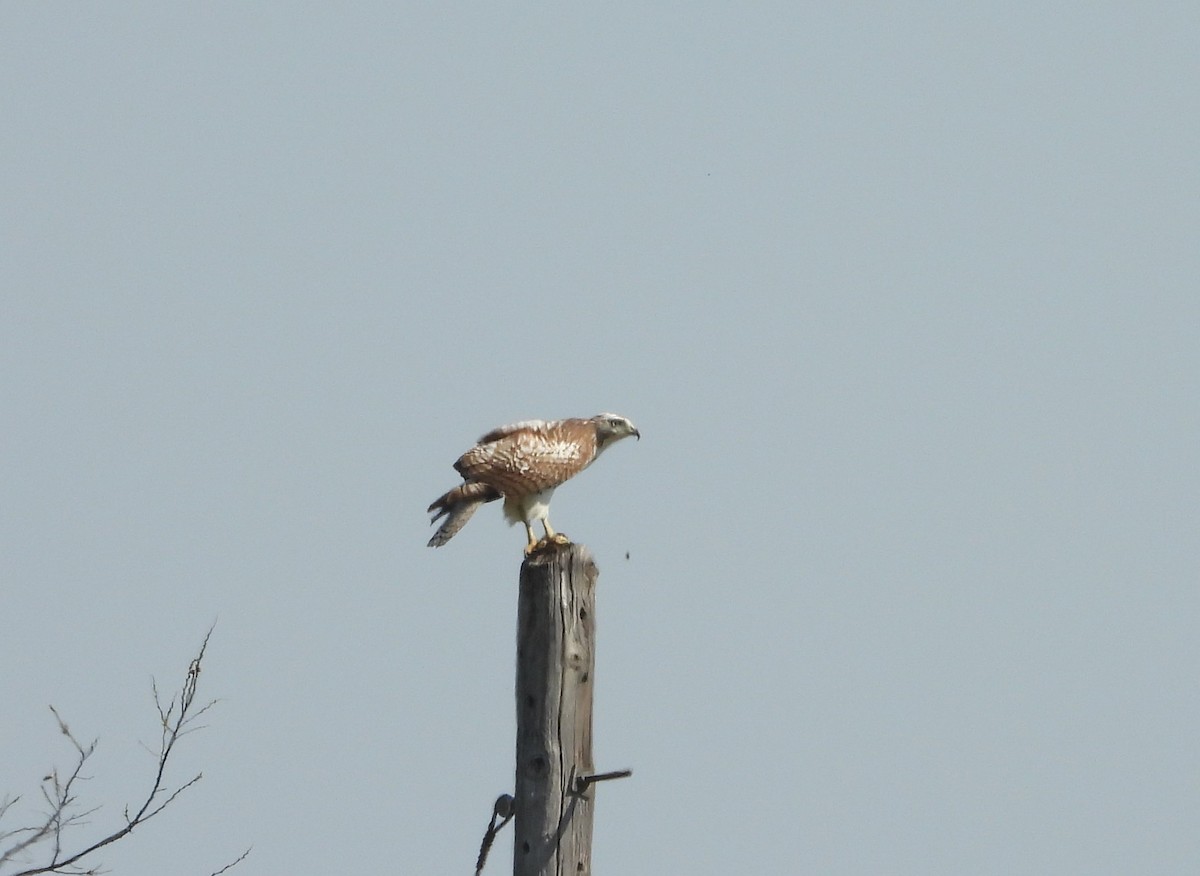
[{"xmin": 591, "ymin": 413, "xmax": 640, "ymax": 448}]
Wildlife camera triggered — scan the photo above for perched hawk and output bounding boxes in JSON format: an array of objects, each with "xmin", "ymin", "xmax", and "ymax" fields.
[{"xmin": 427, "ymin": 413, "xmax": 640, "ymax": 553}]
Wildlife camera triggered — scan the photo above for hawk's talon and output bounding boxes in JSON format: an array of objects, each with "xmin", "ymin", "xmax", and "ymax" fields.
[{"xmin": 526, "ymin": 534, "xmax": 572, "ymax": 555}]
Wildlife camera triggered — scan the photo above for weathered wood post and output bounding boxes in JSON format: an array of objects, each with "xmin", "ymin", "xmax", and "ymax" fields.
[{"xmin": 513, "ymin": 543, "xmax": 598, "ymax": 876}]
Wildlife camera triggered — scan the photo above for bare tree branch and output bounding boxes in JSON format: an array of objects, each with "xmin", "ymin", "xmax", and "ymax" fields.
[{"xmin": 0, "ymin": 627, "xmax": 246, "ymax": 876}]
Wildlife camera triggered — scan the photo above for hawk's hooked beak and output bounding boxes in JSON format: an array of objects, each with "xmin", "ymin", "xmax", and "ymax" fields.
[{"xmin": 633, "ymin": 427, "xmax": 640, "ymax": 441}]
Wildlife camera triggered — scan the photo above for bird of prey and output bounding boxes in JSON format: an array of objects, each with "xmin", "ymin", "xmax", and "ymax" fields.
[{"xmin": 427, "ymin": 413, "xmax": 640, "ymax": 553}]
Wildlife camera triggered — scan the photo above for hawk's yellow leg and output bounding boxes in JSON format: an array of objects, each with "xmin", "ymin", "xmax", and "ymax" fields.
[
  {"xmin": 542, "ymin": 520, "xmax": 570, "ymax": 546},
  {"xmin": 524, "ymin": 520, "xmax": 570, "ymax": 554}
]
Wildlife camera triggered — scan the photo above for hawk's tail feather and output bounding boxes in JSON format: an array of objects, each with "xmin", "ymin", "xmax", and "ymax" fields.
[{"xmin": 427, "ymin": 481, "xmax": 502, "ymax": 547}]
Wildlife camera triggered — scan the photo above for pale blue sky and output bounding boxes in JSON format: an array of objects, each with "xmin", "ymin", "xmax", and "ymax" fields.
[{"xmin": 2, "ymin": 4, "xmax": 1198, "ymax": 874}]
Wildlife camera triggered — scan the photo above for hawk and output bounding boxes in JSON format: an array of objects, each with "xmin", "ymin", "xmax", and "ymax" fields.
[{"xmin": 427, "ymin": 413, "xmax": 640, "ymax": 553}]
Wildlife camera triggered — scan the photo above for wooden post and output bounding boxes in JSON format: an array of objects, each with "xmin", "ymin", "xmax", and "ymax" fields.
[{"xmin": 513, "ymin": 544, "xmax": 598, "ymax": 876}]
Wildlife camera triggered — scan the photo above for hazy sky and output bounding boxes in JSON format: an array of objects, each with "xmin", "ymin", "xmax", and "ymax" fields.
[{"xmin": 2, "ymin": 4, "xmax": 1197, "ymax": 875}]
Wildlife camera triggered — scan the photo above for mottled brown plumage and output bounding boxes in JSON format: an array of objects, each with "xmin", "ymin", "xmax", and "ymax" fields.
[{"xmin": 427, "ymin": 414, "xmax": 639, "ymax": 553}]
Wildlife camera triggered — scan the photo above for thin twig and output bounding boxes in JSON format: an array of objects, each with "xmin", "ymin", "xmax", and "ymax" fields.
[{"xmin": 207, "ymin": 846, "xmax": 251, "ymax": 876}]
